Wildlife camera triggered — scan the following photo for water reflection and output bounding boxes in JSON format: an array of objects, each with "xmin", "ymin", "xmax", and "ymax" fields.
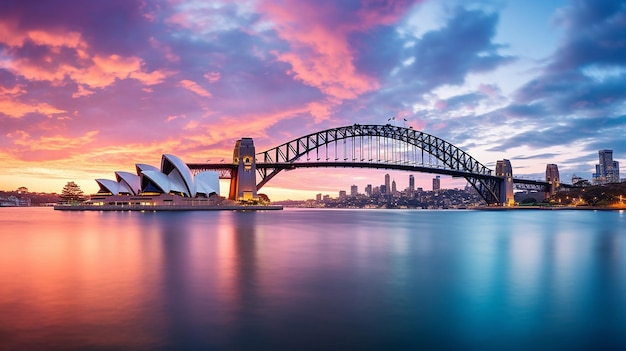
[{"xmin": 0, "ymin": 208, "xmax": 625, "ymax": 349}]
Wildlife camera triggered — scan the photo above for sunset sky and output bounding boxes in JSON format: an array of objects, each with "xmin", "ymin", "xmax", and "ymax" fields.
[{"xmin": 1, "ymin": 0, "xmax": 624, "ymax": 200}]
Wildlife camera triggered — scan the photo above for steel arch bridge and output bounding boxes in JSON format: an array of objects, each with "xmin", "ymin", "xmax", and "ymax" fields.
[
  {"xmin": 257, "ymin": 124, "xmax": 501, "ymax": 204},
  {"xmin": 190, "ymin": 124, "xmax": 516, "ymax": 204}
]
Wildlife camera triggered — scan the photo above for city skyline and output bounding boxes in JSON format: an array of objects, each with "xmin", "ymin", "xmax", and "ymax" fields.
[{"xmin": 1, "ymin": 0, "xmax": 624, "ymax": 200}]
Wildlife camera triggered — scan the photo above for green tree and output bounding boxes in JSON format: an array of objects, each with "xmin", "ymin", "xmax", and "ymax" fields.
[{"xmin": 59, "ymin": 181, "xmax": 85, "ymax": 205}]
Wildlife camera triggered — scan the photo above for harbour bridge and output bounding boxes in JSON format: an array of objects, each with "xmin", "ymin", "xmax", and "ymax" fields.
[{"xmin": 188, "ymin": 124, "xmax": 567, "ymax": 206}]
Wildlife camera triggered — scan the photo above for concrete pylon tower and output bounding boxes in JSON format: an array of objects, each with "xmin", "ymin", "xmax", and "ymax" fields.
[
  {"xmin": 228, "ymin": 138, "xmax": 258, "ymax": 201},
  {"xmin": 545, "ymin": 164, "xmax": 560, "ymax": 198},
  {"xmin": 496, "ymin": 159, "xmax": 514, "ymax": 206}
]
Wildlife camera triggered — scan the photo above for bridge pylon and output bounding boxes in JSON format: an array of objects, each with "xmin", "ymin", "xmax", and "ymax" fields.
[
  {"xmin": 496, "ymin": 159, "xmax": 514, "ymax": 206},
  {"xmin": 228, "ymin": 138, "xmax": 258, "ymax": 201},
  {"xmin": 546, "ymin": 164, "xmax": 560, "ymax": 199}
]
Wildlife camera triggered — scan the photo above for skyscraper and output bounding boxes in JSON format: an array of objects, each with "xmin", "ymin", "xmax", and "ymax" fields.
[
  {"xmin": 432, "ymin": 176, "xmax": 440, "ymax": 192},
  {"xmin": 593, "ymin": 149, "xmax": 620, "ymax": 184},
  {"xmin": 384, "ymin": 174, "xmax": 390, "ymax": 194},
  {"xmin": 409, "ymin": 175, "xmax": 415, "ymax": 192},
  {"xmin": 365, "ymin": 184, "xmax": 372, "ymax": 197},
  {"xmin": 350, "ymin": 185, "xmax": 358, "ymax": 196},
  {"xmin": 391, "ymin": 180, "xmax": 397, "ymax": 194}
]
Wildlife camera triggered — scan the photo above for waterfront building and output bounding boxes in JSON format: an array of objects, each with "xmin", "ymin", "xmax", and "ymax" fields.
[
  {"xmin": 593, "ymin": 149, "xmax": 620, "ymax": 184},
  {"xmin": 316, "ymin": 193, "xmax": 322, "ymax": 202},
  {"xmin": 88, "ymin": 154, "xmax": 223, "ymax": 207}
]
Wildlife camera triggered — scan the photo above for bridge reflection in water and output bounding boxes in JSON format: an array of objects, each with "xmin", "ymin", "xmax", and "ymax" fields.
[{"xmin": 188, "ymin": 124, "xmax": 568, "ymax": 206}]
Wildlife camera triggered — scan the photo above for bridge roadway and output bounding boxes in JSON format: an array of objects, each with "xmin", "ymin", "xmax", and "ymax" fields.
[{"xmin": 187, "ymin": 162, "xmax": 566, "ymax": 189}]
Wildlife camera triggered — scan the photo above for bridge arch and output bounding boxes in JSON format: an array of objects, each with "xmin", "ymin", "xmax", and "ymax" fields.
[{"xmin": 256, "ymin": 124, "xmax": 501, "ymax": 204}]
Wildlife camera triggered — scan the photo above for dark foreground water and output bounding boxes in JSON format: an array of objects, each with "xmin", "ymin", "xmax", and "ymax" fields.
[{"xmin": 1, "ymin": 207, "xmax": 626, "ymax": 350}]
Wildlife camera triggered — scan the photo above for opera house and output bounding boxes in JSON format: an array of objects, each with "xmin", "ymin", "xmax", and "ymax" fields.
[{"xmin": 83, "ymin": 154, "xmax": 231, "ymax": 209}]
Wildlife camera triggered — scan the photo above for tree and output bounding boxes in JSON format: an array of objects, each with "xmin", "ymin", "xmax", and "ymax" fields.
[{"xmin": 59, "ymin": 181, "xmax": 85, "ymax": 205}]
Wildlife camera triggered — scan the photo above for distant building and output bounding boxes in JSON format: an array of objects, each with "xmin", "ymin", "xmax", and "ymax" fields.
[
  {"xmin": 380, "ymin": 184, "xmax": 387, "ymax": 194},
  {"xmin": 391, "ymin": 180, "xmax": 397, "ymax": 194},
  {"xmin": 316, "ymin": 193, "xmax": 322, "ymax": 202},
  {"xmin": 339, "ymin": 190, "xmax": 347, "ymax": 198},
  {"xmin": 572, "ymin": 174, "xmax": 590, "ymax": 187},
  {"xmin": 593, "ymin": 149, "xmax": 620, "ymax": 184},
  {"xmin": 432, "ymin": 176, "xmax": 440, "ymax": 192},
  {"xmin": 350, "ymin": 185, "xmax": 358, "ymax": 196},
  {"xmin": 408, "ymin": 175, "xmax": 415, "ymax": 192},
  {"xmin": 365, "ymin": 184, "xmax": 372, "ymax": 197},
  {"xmin": 384, "ymin": 174, "xmax": 390, "ymax": 194},
  {"xmin": 17, "ymin": 186, "xmax": 28, "ymax": 194}
]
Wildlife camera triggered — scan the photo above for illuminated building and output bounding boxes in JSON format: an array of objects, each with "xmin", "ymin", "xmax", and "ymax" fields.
[{"xmin": 88, "ymin": 154, "xmax": 222, "ymax": 207}]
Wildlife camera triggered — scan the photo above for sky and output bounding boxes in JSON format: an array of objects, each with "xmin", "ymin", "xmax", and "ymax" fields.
[{"xmin": 1, "ymin": 0, "xmax": 625, "ymax": 200}]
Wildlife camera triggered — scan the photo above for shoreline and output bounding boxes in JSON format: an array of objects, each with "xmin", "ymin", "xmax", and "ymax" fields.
[
  {"xmin": 53, "ymin": 204, "xmax": 283, "ymax": 211},
  {"xmin": 475, "ymin": 205, "xmax": 626, "ymax": 211}
]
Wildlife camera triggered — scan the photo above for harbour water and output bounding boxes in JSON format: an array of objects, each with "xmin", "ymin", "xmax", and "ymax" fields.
[{"xmin": 1, "ymin": 207, "xmax": 625, "ymax": 350}]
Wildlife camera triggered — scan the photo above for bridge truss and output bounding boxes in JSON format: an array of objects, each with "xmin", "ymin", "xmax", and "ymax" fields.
[{"xmin": 255, "ymin": 124, "xmax": 502, "ymax": 204}]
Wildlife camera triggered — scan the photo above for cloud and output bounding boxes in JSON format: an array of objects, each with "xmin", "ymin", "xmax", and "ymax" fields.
[
  {"xmin": 178, "ymin": 79, "xmax": 212, "ymax": 97},
  {"xmin": 0, "ymin": 95, "xmax": 66, "ymax": 119},
  {"xmin": 406, "ymin": 7, "xmax": 514, "ymax": 89}
]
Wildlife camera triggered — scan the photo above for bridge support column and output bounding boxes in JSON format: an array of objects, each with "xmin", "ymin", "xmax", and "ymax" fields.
[
  {"xmin": 545, "ymin": 164, "xmax": 560, "ymax": 199},
  {"xmin": 496, "ymin": 159, "xmax": 514, "ymax": 206},
  {"xmin": 228, "ymin": 138, "xmax": 258, "ymax": 201}
]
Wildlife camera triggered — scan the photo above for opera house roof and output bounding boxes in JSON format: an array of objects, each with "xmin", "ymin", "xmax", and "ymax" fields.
[{"xmin": 96, "ymin": 154, "xmax": 220, "ymax": 197}]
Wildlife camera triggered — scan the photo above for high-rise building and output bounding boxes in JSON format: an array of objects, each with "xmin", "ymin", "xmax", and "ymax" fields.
[
  {"xmin": 593, "ymin": 149, "xmax": 620, "ymax": 184},
  {"xmin": 365, "ymin": 184, "xmax": 372, "ymax": 197},
  {"xmin": 432, "ymin": 176, "xmax": 440, "ymax": 192},
  {"xmin": 339, "ymin": 190, "xmax": 347, "ymax": 198},
  {"xmin": 350, "ymin": 185, "xmax": 358, "ymax": 196},
  {"xmin": 391, "ymin": 180, "xmax": 397, "ymax": 194},
  {"xmin": 409, "ymin": 175, "xmax": 415, "ymax": 192},
  {"xmin": 384, "ymin": 174, "xmax": 390, "ymax": 194}
]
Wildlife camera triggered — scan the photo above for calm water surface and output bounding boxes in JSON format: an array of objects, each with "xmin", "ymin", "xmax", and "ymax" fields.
[{"xmin": 1, "ymin": 207, "xmax": 625, "ymax": 350}]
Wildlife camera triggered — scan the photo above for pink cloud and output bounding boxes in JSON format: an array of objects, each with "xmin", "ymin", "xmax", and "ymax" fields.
[
  {"xmin": 260, "ymin": 1, "xmax": 382, "ymax": 101},
  {"xmin": 178, "ymin": 79, "xmax": 212, "ymax": 97},
  {"xmin": 0, "ymin": 97, "xmax": 66, "ymax": 118},
  {"xmin": 204, "ymin": 71, "xmax": 221, "ymax": 83}
]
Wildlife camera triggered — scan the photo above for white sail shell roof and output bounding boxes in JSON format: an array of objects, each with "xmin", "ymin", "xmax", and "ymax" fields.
[
  {"xmin": 95, "ymin": 154, "xmax": 222, "ymax": 198},
  {"xmin": 162, "ymin": 154, "xmax": 195, "ymax": 197},
  {"xmin": 135, "ymin": 163, "xmax": 160, "ymax": 176},
  {"xmin": 195, "ymin": 171, "xmax": 220, "ymax": 195},
  {"xmin": 115, "ymin": 171, "xmax": 140, "ymax": 195},
  {"xmin": 96, "ymin": 178, "xmax": 131, "ymax": 195},
  {"xmin": 141, "ymin": 170, "xmax": 171, "ymax": 194}
]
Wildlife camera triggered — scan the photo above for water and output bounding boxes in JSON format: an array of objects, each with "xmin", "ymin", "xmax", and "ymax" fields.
[{"xmin": 1, "ymin": 207, "xmax": 625, "ymax": 350}]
